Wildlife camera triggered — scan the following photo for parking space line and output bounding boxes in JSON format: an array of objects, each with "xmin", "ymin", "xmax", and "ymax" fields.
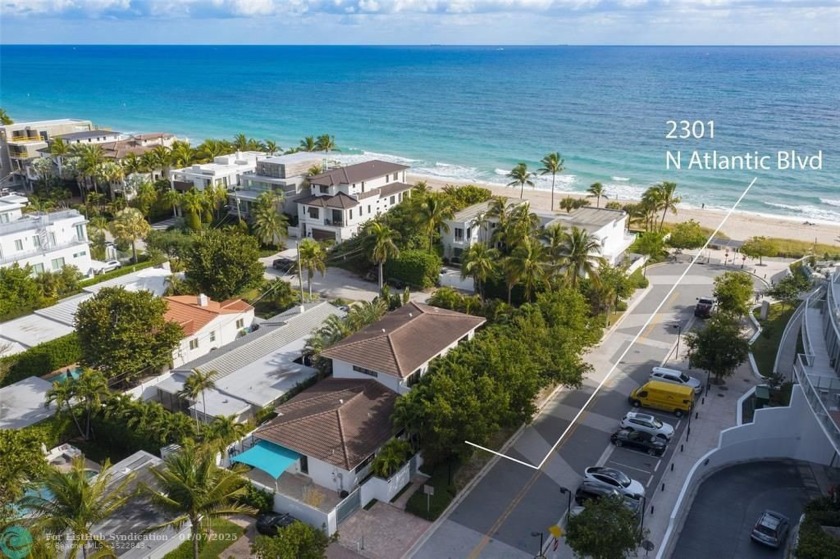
[
  {"xmin": 607, "ymin": 460, "xmax": 654, "ymax": 475},
  {"xmin": 653, "ymin": 459, "xmax": 662, "ymax": 473},
  {"xmin": 646, "ymin": 477, "xmax": 654, "ymax": 488},
  {"xmin": 596, "ymin": 443, "xmax": 615, "ymax": 467}
]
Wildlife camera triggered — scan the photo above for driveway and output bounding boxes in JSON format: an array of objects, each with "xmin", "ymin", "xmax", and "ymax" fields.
[
  {"xmin": 335, "ymin": 501, "xmax": 431, "ymax": 559},
  {"xmin": 674, "ymin": 460, "xmax": 819, "ymax": 559}
]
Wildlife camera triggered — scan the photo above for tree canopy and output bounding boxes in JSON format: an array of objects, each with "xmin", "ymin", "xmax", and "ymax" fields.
[
  {"xmin": 183, "ymin": 228, "xmax": 264, "ymax": 300},
  {"xmin": 566, "ymin": 495, "xmax": 646, "ymax": 559},
  {"xmin": 0, "ymin": 428, "xmax": 49, "ymax": 522},
  {"xmin": 251, "ymin": 521, "xmax": 334, "ymax": 559},
  {"xmin": 667, "ymin": 219, "xmax": 707, "ymax": 250},
  {"xmin": 741, "ymin": 236, "xmax": 778, "ymax": 265},
  {"xmin": 75, "ymin": 287, "xmax": 184, "ymax": 381},
  {"xmin": 685, "ymin": 314, "xmax": 750, "ymax": 383},
  {"xmin": 713, "ymin": 271, "xmax": 755, "ymax": 317}
]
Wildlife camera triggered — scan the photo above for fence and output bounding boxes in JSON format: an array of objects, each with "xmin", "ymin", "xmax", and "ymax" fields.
[{"xmin": 335, "ymin": 486, "xmax": 362, "ymax": 525}]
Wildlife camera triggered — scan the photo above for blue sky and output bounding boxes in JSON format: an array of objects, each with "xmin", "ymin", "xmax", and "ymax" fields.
[{"xmin": 1, "ymin": 1, "xmax": 837, "ymax": 45}]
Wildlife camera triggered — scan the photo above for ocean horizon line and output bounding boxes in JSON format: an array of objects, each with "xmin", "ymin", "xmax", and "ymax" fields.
[{"xmin": 2, "ymin": 43, "xmax": 839, "ymax": 48}]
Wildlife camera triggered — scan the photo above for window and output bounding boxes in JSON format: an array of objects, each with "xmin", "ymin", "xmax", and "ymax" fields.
[
  {"xmin": 48, "ymin": 233, "xmax": 56, "ymax": 246},
  {"xmin": 354, "ymin": 453, "xmax": 375, "ymax": 474},
  {"xmin": 390, "ymin": 196, "xmax": 395, "ymax": 205},
  {"xmin": 72, "ymin": 251, "xmax": 86, "ymax": 258},
  {"xmin": 32, "ymin": 263, "xmax": 45, "ymax": 275},
  {"xmin": 50, "ymin": 257, "xmax": 65, "ymax": 271},
  {"xmin": 189, "ymin": 339, "xmax": 199, "ymax": 350},
  {"xmin": 0, "ymin": 213, "xmax": 9, "ymax": 224},
  {"xmin": 454, "ymin": 228, "xmax": 464, "ymax": 241},
  {"xmin": 352, "ymin": 365, "xmax": 379, "ymax": 378},
  {"xmin": 299, "ymin": 455, "xmax": 309, "ymax": 474},
  {"xmin": 319, "ymin": 185, "xmax": 328, "ymax": 194},
  {"xmin": 236, "ymin": 318, "xmax": 244, "ymax": 329},
  {"xmin": 75, "ymin": 224, "xmax": 86, "ymax": 240},
  {"xmin": 14, "ymin": 239, "xmax": 23, "ymax": 251},
  {"xmin": 466, "ymin": 227, "xmax": 472, "ymax": 238},
  {"xmin": 308, "ymin": 207, "xmax": 319, "ymax": 219},
  {"xmin": 32, "ymin": 235, "xmax": 41, "ymax": 248},
  {"xmin": 368, "ymin": 205, "xmax": 372, "ymax": 214},
  {"xmin": 349, "ymin": 209, "xmax": 353, "ymax": 220},
  {"xmin": 209, "ymin": 331, "xmax": 216, "ymax": 343}
]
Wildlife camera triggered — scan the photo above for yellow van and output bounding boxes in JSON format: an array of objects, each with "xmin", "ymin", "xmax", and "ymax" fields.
[{"xmin": 628, "ymin": 380, "xmax": 694, "ymax": 417}]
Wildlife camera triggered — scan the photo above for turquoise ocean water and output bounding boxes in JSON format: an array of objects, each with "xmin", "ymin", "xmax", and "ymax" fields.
[{"xmin": 0, "ymin": 45, "xmax": 838, "ymax": 223}]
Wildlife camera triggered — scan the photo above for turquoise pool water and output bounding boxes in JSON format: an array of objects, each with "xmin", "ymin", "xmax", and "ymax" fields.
[
  {"xmin": 51, "ymin": 368, "xmax": 82, "ymax": 383},
  {"xmin": 13, "ymin": 470, "xmax": 98, "ymax": 516}
]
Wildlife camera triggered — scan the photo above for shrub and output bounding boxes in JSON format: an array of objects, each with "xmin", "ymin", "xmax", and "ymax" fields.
[
  {"xmin": 0, "ymin": 333, "xmax": 82, "ymax": 387},
  {"xmin": 22, "ymin": 416, "xmax": 73, "ymax": 449},
  {"xmin": 628, "ymin": 269, "xmax": 649, "ymax": 289},
  {"xmin": 237, "ymin": 484, "xmax": 274, "ymax": 513},
  {"xmin": 384, "ymin": 250, "xmax": 441, "ymax": 288},
  {"xmin": 78, "ymin": 257, "xmax": 164, "ymax": 288}
]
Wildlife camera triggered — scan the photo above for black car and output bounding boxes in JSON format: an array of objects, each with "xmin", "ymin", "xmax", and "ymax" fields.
[
  {"xmin": 272, "ymin": 258, "xmax": 295, "ymax": 271},
  {"xmin": 256, "ymin": 512, "xmax": 296, "ymax": 536},
  {"xmin": 575, "ymin": 481, "xmax": 641, "ymax": 514},
  {"xmin": 610, "ymin": 429, "xmax": 667, "ymax": 456}
]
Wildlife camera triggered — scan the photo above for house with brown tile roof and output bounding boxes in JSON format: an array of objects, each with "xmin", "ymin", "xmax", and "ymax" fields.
[
  {"xmin": 297, "ymin": 159, "xmax": 413, "ymax": 242},
  {"xmin": 321, "ymin": 301, "xmax": 486, "ymax": 394},
  {"xmin": 163, "ymin": 294, "xmax": 255, "ymax": 367}
]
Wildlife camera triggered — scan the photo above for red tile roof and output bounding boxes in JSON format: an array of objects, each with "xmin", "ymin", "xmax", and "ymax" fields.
[
  {"xmin": 256, "ymin": 378, "xmax": 397, "ymax": 471},
  {"xmin": 163, "ymin": 295, "xmax": 253, "ymax": 336},
  {"xmin": 321, "ymin": 302, "xmax": 485, "ymax": 378}
]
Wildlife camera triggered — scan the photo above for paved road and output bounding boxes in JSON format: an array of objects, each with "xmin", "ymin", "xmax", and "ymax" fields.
[
  {"xmin": 410, "ymin": 262, "xmax": 765, "ymax": 559},
  {"xmin": 675, "ymin": 461, "xmax": 817, "ymax": 559}
]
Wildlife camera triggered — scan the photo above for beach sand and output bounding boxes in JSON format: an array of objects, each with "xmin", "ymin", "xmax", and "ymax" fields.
[{"xmin": 408, "ymin": 174, "xmax": 840, "ymax": 246}]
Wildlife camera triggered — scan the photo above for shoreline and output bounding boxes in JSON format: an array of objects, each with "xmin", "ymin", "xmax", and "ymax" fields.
[{"xmin": 407, "ymin": 173, "xmax": 840, "ymax": 246}]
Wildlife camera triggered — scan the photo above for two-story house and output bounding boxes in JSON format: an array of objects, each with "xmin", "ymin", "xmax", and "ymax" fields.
[
  {"xmin": 321, "ymin": 301, "xmax": 486, "ymax": 394},
  {"xmin": 170, "ymin": 151, "xmax": 263, "ymax": 192},
  {"xmin": 0, "ymin": 118, "xmax": 94, "ymax": 190},
  {"xmin": 297, "ymin": 160, "xmax": 412, "ymax": 242},
  {"xmin": 54, "ymin": 129, "xmax": 124, "ymax": 146},
  {"xmin": 0, "ymin": 194, "xmax": 92, "ymax": 276},
  {"xmin": 441, "ymin": 199, "xmax": 635, "ymax": 266},
  {"xmin": 163, "ymin": 294, "xmax": 255, "ymax": 368},
  {"xmin": 234, "ymin": 152, "xmax": 324, "ymax": 216}
]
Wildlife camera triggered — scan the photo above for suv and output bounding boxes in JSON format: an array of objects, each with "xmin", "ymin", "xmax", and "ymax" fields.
[
  {"xmin": 575, "ymin": 481, "xmax": 641, "ymax": 514},
  {"xmin": 751, "ymin": 510, "xmax": 789, "ymax": 548},
  {"xmin": 695, "ymin": 297, "xmax": 715, "ymax": 318},
  {"xmin": 272, "ymin": 257, "xmax": 295, "ymax": 271},
  {"xmin": 649, "ymin": 367, "xmax": 702, "ymax": 395},
  {"xmin": 583, "ymin": 466, "xmax": 645, "ymax": 499},
  {"xmin": 256, "ymin": 512, "xmax": 297, "ymax": 536},
  {"xmin": 619, "ymin": 411, "xmax": 675, "ymax": 440}
]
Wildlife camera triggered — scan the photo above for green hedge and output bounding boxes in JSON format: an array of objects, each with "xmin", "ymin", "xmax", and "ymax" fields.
[
  {"xmin": 0, "ymin": 333, "xmax": 82, "ymax": 387},
  {"xmin": 21, "ymin": 416, "xmax": 73, "ymax": 449},
  {"xmin": 384, "ymin": 250, "xmax": 441, "ymax": 289}
]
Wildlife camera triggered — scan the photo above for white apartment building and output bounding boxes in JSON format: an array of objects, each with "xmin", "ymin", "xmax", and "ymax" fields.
[
  {"xmin": 297, "ymin": 160, "xmax": 411, "ymax": 242},
  {"xmin": 0, "ymin": 194, "xmax": 92, "ymax": 276},
  {"xmin": 0, "ymin": 118, "xmax": 94, "ymax": 190},
  {"xmin": 54, "ymin": 129, "xmax": 124, "ymax": 146},
  {"xmin": 440, "ymin": 200, "xmax": 635, "ymax": 266},
  {"xmin": 233, "ymin": 152, "xmax": 324, "ymax": 216},
  {"xmin": 170, "ymin": 151, "xmax": 263, "ymax": 192}
]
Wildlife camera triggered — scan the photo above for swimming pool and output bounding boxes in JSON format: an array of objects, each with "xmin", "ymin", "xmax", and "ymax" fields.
[
  {"xmin": 14, "ymin": 470, "xmax": 99, "ymax": 516},
  {"xmin": 51, "ymin": 367, "xmax": 82, "ymax": 383}
]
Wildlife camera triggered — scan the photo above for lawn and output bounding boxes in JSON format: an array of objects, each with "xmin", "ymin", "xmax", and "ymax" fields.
[
  {"xmin": 406, "ymin": 459, "xmax": 459, "ymax": 521},
  {"xmin": 163, "ymin": 518, "xmax": 243, "ymax": 559},
  {"xmin": 751, "ymin": 303, "xmax": 796, "ymax": 377}
]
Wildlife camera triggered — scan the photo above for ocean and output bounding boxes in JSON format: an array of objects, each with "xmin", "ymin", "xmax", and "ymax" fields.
[{"xmin": 1, "ymin": 45, "xmax": 838, "ymax": 223}]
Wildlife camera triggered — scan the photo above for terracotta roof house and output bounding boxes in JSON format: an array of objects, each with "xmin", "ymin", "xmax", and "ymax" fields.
[
  {"xmin": 297, "ymin": 159, "xmax": 413, "ymax": 242},
  {"xmin": 164, "ymin": 294, "xmax": 255, "ymax": 367},
  {"xmin": 321, "ymin": 301, "xmax": 486, "ymax": 394}
]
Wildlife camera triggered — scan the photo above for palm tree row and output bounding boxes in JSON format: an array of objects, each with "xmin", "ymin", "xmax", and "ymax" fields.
[{"xmin": 625, "ymin": 181, "xmax": 681, "ymax": 232}]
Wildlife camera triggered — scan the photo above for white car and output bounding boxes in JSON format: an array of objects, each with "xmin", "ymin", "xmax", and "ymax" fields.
[
  {"xmin": 100, "ymin": 260, "xmax": 121, "ymax": 273},
  {"xmin": 650, "ymin": 367, "xmax": 703, "ymax": 394},
  {"xmin": 620, "ymin": 411, "xmax": 675, "ymax": 440},
  {"xmin": 583, "ymin": 466, "xmax": 645, "ymax": 499}
]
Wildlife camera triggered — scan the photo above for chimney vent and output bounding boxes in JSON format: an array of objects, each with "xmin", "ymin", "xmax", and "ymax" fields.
[
  {"xmin": 339, "ymin": 399, "xmax": 344, "ymax": 404},
  {"xmin": 198, "ymin": 293, "xmax": 209, "ymax": 307}
]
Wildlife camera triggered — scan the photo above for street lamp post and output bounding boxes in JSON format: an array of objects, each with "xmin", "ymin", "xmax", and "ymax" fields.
[
  {"xmin": 531, "ymin": 531, "xmax": 545, "ymax": 559},
  {"xmin": 638, "ymin": 494, "xmax": 648, "ymax": 538},
  {"xmin": 559, "ymin": 486, "xmax": 572, "ymax": 523},
  {"xmin": 672, "ymin": 322, "xmax": 682, "ymax": 361}
]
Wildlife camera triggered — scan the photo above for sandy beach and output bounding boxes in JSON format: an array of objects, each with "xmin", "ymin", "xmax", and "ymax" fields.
[{"xmin": 408, "ymin": 173, "xmax": 840, "ymax": 246}]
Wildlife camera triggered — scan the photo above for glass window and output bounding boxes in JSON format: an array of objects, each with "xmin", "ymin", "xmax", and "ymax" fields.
[
  {"xmin": 308, "ymin": 207, "xmax": 319, "ymax": 219},
  {"xmin": 299, "ymin": 455, "xmax": 309, "ymax": 474},
  {"xmin": 390, "ymin": 196, "xmax": 395, "ymax": 205},
  {"xmin": 32, "ymin": 235, "xmax": 41, "ymax": 247},
  {"xmin": 0, "ymin": 213, "xmax": 9, "ymax": 223},
  {"xmin": 236, "ymin": 318, "xmax": 244, "ymax": 329},
  {"xmin": 189, "ymin": 339, "xmax": 199, "ymax": 350},
  {"xmin": 14, "ymin": 239, "xmax": 23, "ymax": 251},
  {"xmin": 454, "ymin": 228, "xmax": 464, "ymax": 241},
  {"xmin": 353, "ymin": 365, "xmax": 378, "ymax": 377},
  {"xmin": 349, "ymin": 209, "xmax": 353, "ymax": 220},
  {"xmin": 75, "ymin": 224, "xmax": 86, "ymax": 240},
  {"xmin": 50, "ymin": 257, "xmax": 65, "ymax": 271},
  {"xmin": 32, "ymin": 263, "xmax": 45, "ymax": 275},
  {"xmin": 209, "ymin": 331, "xmax": 216, "ymax": 342}
]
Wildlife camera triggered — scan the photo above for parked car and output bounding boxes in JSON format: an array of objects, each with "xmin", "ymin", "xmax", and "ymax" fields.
[
  {"xmin": 750, "ymin": 510, "xmax": 790, "ymax": 548},
  {"xmin": 583, "ymin": 466, "xmax": 645, "ymax": 499},
  {"xmin": 610, "ymin": 429, "xmax": 667, "ymax": 456},
  {"xmin": 695, "ymin": 297, "xmax": 715, "ymax": 318},
  {"xmin": 619, "ymin": 411, "xmax": 675, "ymax": 440},
  {"xmin": 256, "ymin": 512, "xmax": 297, "ymax": 536},
  {"xmin": 650, "ymin": 367, "xmax": 702, "ymax": 394},
  {"xmin": 272, "ymin": 257, "xmax": 295, "ymax": 271},
  {"xmin": 100, "ymin": 260, "xmax": 121, "ymax": 274},
  {"xmin": 575, "ymin": 481, "xmax": 641, "ymax": 514}
]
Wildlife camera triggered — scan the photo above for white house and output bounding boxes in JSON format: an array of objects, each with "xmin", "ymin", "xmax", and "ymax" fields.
[
  {"xmin": 0, "ymin": 194, "xmax": 92, "ymax": 276},
  {"xmin": 297, "ymin": 160, "xmax": 412, "ymax": 242},
  {"xmin": 234, "ymin": 152, "xmax": 324, "ymax": 216},
  {"xmin": 54, "ymin": 129, "xmax": 124, "ymax": 146},
  {"xmin": 321, "ymin": 301, "xmax": 486, "ymax": 395},
  {"xmin": 170, "ymin": 151, "xmax": 263, "ymax": 192},
  {"xmin": 440, "ymin": 199, "xmax": 635, "ymax": 266},
  {"xmin": 163, "ymin": 294, "xmax": 255, "ymax": 368}
]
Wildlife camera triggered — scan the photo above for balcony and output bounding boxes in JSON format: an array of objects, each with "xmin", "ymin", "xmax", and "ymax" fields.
[
  {"xmin": 0, "ymin": 236, "xmax": 87, "ymax": 266},
  {"xmin": 324, "ymin": 219, "xmax": 344, "ymax": 227}
]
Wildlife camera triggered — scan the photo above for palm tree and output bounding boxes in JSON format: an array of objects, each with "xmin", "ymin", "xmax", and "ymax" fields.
[
  {"xmin": 45, "ymin": 379, "xmax": 84, "ymax": 439},
  {"xmin": 179, "ymin": 369, "xmax": 218, "ymax": 425},
  {"xmin": 418, "ymin": 195, "xmax": 454, "ymax": 253},
  {"xmin": 22, "ymin": 457, "xmax": 135, "ymax": 559},
  {"xmin": 641, "ymin": 187, "xmax": 664, "ymax": 232},
  {"xmin": 72, "ymin": 144, "xmax": 106, "ymax": 195},
  {"xmin": 170, "ymin": 140, "xmax": 195, "ymax": 168},
  {"xmin": 73, "ymin": 369, "xmax": 111, "ymax": 440},
  {"xmin": 506, "ymin": 236, "xmax": 546, "ymax": 302},
  {"xmin": 49, "ymin": 138, "xmax": 71, "ymax": 179},
  {"xmin": 252, "ymin": 191, "xmax": 288, "ymax": 248},
  {"xmin": 180, "ymin": 189, "xmax": 205, "ymax": 231},
  {"xmin": 586, "ymin": 182, "xmax": 607, "ymax": 208},
  {"xmin": 346, "ymin": 299, "xmax": 388, "ymax": 331},
  {"xmin": 559, "ymin": 196, "xmax": 577, "ymax": 213},
  {"xmin": 315, "ymin": 134, "xmax": 338, "ymax": 152},
  {"xmin": 299, "ymin": 136, "xmax": 317, "ymax": 151},
  {"xmin": 264, "ymin": 139, "xmax": 280, "ymax": 155},
  {"xmin": 134, "ymin": 180, "xmax": 158, "ymax": 217},
  {"xmin": 0, "ymin": 108, "xmax": 13, "ymax": 125},
  {"xmin": 97, "ymin": 160, "xmax": 125, "ymax": 198},
  {"xmin": 232, "ymin": 133, "xmax": 250, "ymax": 151},
  {"xmin": 654, "ymin": 181, "xmax": 681, "ymax": 232},
  {"xmin": 542, "ymin": 223, "xmax": 569, "ymax": 285},
  {"xmin": 144, "ymin": 445, "xmax": 256, "ymax": 559},
  {"xmin": 560, "ymin": 226, "xmax": 604, "ymax": 288},
  {"xmin": 297, "ymin": 238, "xmax": 327, "ymax": 297},
  {"xmin": 205, "ymin": 415, "xmax": 248, "ymax": 462},
  {"xmin": 506, "ymin": 162, "xmax": 534, "ymax": 200},
  {"xmin": 461, "ymin": 243, "xmax": 499, "ymax": 301},
  {"xmin": 362, "ymin": 220, "xmax": 400, "ymax": 290},
  {"xmin": 161, "ymin": 188, "xmax": 182, "ymax": 218},
  {"xmin": 110, "ymin": 207, "xmax": 151, "ymax": 264},
  {"xmin": 538, "ymin": 152, "xmax": 564, "ymax": 211}
]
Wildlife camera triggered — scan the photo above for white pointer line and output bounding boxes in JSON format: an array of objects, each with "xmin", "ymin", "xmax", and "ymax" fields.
[{"xmin": 466, "ymin": 177, "xmax": 759, "ymax": 471}]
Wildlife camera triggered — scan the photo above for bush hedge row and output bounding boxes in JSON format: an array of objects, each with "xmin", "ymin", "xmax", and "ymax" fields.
[
  {"xmin": 0, "ymin": 333, "xmax": 82, "ymax": 387},
  {"xmin": 384, "ymin": 250, "xmax": 441, "ymax": 289},
  {"xmin": 78, "ymin": 258, "xmax": 164, "ymax": 288}
]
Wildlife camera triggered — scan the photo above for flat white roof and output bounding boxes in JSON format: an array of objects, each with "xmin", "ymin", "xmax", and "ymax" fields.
[
  {"xmin": 261, "ymin": 152, "xmax": 324, "ymax": 164},
  {"xmin": 34, "ymin": 292, "xmax": 94, "ymax": 326},
  {"xmin": 82, "ymin": 263, "xmax": 171, "ymax": 295},
  {"xmin": 0, "ymin": 376, "xmax": 54, "ymax": 429},
  {"xmin": 0, "ymin": 312, "xmax": 75, "ymax": 350}
]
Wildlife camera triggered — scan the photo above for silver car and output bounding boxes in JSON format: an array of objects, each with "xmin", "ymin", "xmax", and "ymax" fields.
[
  {"xmin": 751, "ymin": 510, "xmax": 789, "ymax": 548},
  {"xmin": 619, "ymin": 411, "xmax": 675, "ymax": 440},
  {"xmin": 583, "ymin": 466, "xmax": 645, "ymax": 499}
]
